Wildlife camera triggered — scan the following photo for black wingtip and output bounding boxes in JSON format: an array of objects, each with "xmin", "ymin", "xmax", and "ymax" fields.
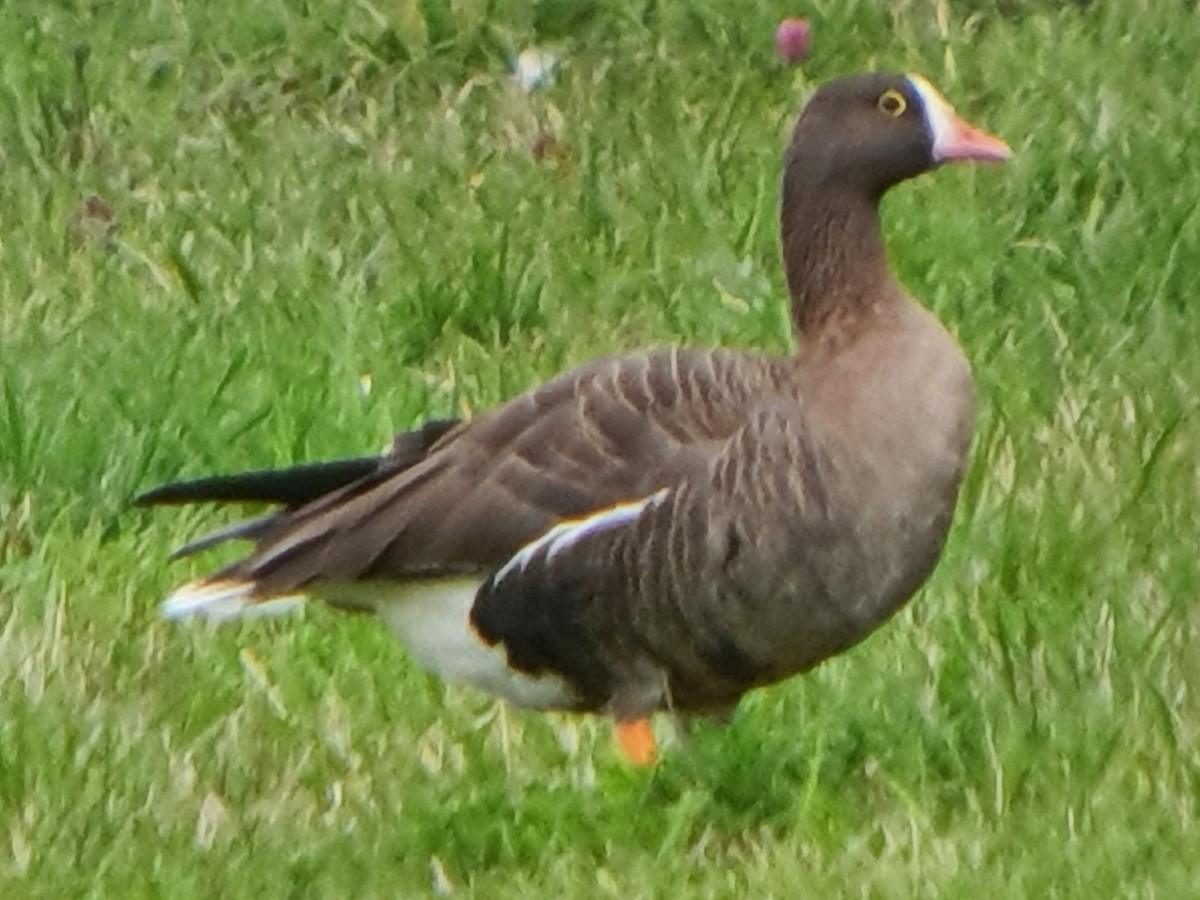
[
  {"xmin": 133, "ymin": 419, "xmax": 463, "ymax": 510},
  {"xmin": 132, "ymin": 482, "xmax": 195, "ymax": 507},
  {"xmin": 167, "ymin": 512, "xmax": 281, "ymax": 559},
  {"xmin": 133, "ymin": 457, "xmax": 384, "ymax": 509}
]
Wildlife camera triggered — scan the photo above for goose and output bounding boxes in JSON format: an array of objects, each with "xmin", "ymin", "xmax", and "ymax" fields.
[{"xmin": 137, "ymin": 72, "xmax": 1009, "ymax": 765}]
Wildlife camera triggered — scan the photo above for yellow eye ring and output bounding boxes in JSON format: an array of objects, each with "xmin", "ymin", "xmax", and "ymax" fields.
[{"xmin": 878, "ymin": 89, "xmax": 907, "ymax": 118}]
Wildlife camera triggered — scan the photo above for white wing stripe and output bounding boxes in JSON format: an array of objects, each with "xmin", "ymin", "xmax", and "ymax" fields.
[{"xmin": 493, "ymin": 489, "xmax": 669, "ymax": 586}]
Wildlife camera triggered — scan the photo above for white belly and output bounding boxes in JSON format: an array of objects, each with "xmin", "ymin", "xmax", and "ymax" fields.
[{"xmin": 316, "ymin": 578, "xmax": 578, "ymax": 711}]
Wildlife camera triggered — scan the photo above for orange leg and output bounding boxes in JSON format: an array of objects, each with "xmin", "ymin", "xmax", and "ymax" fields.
[{"xmin": 613, "ymin": 718, "xmax": 658, "ymax": 765}]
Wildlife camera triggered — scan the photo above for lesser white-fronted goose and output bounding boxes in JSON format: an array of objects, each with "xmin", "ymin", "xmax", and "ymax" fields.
[{"xmin": 138, "ymin": 72, "xmax": 1009, "ymax": 764}]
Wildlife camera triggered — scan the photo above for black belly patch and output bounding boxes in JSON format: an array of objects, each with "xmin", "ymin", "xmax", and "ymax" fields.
[{"xmin": 470, "ymin": 570, "xmax": 614, "ymax": 710}]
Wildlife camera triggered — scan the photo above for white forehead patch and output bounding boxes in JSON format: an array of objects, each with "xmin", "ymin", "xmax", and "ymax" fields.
[{"xmin": 906, "ymin": 74, "xmax": 957, "ymax": 161}]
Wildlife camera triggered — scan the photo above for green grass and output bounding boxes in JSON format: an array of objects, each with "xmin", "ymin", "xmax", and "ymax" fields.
[{"xmin": 2, "ymin": 0, "xmax": 1199, "ymax": 896}]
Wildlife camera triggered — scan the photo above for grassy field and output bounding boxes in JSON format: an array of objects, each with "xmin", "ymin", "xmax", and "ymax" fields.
[{"xmin": 2, "ymin": 0, "xmax": 1199, "ymax": 896}]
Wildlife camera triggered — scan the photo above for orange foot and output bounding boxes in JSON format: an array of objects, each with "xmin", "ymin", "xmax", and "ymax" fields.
[{"xmin": 614, "ymin": 718, "xmax": 658, "ymax": 766}]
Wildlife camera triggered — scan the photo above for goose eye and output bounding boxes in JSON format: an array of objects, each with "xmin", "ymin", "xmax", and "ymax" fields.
[{"xmin": 877, "ymin": 89, "xmax": 907, "ymax": 118}]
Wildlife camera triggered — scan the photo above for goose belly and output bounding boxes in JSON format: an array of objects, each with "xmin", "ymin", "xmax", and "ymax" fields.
[{"xmin": 318, "ymin": 578, "xmax": 579, "ymax": 711}]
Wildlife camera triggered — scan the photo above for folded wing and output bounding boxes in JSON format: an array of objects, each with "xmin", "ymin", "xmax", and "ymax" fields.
[{"xmin": 148, "ymin": 349, "xmax": 794, "ymax": 602}]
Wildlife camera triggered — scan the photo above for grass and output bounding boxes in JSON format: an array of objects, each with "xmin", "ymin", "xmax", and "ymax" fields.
[{"xmin": 2, "ymin": 0, "xmax": 1199, "ymax": 896}]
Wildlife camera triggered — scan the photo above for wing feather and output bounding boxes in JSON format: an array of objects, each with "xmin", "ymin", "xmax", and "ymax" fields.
[{"xmin": 218, "ymin": 350, "xmax": 792, "ymax": 595}]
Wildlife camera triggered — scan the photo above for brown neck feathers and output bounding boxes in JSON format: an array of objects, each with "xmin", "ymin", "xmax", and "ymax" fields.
[{"xmin": 779, "ymin": 163, "xmax": 893, "ymax": 339}]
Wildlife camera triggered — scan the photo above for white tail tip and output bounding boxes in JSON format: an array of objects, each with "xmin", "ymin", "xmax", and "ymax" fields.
[{"xmin": 162, "ymin": 579, "xmax": 304, "ymax": 622}]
